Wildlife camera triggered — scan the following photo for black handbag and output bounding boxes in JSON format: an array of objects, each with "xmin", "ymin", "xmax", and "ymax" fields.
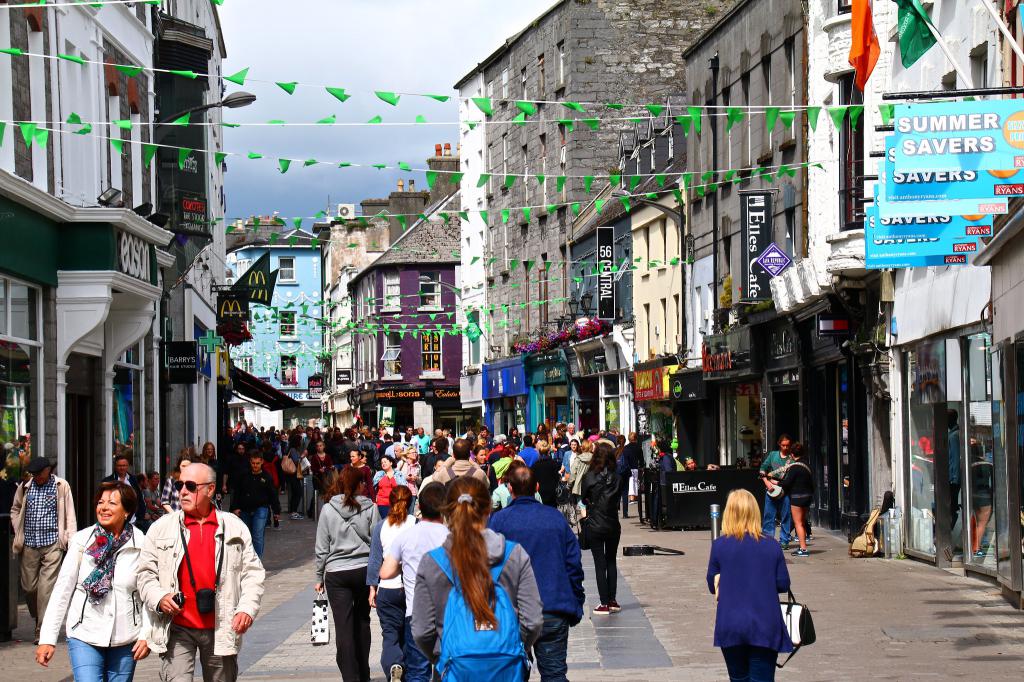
[
  {"xmin": 577, "ymin": 516, "xmax": 591, "ymax": 551},
  {"xmin": 777, "ymin": 589, "xmax": 816, "ymax": 669}
]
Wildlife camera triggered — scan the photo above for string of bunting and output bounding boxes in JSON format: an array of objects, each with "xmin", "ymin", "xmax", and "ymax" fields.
[
  {"xmin": 0, "ymin": 47, "xmax": 898, "ymax": 125},
  {"xmin": 0, "ymin": 0, "xmax": 162, "ymax": 8}
]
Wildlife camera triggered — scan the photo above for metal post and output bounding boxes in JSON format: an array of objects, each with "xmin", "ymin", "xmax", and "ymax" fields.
[
  {"xmin": 710, "ymin": 503, "xmax": 722, "ymax": 540},
  {"xmin": 709, "ymin": 53, "xmax": 720, "ymax": 331}
]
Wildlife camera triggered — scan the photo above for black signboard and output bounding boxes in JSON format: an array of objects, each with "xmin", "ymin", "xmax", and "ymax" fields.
[
  {"xmin": 166, "ymin": 341, "xmax": 198, "ymax": 384},
  {"xmin": 701, "ymin": 327, "xmax": 758, "ymax": 380},
  {"xmin": 740, "ymin": 190, "xmax": 774, "ymax": 302},
  {"xmin": 670, "ymin": 370, "xmax": 706, "ymax": 402},
  {"xmin": 660, "ymin": 469, "xmax": 764, "ymax": 528},
  {"xmin": 217, "ymin": 291, "xmax": 249, "ymax": 323},
  {"xmin": 336, "ymin": 368, "xmax": 352, "ymax": 387},
  {"xmin": 307, "ymin": 374, "xmax": 325, "ymax": 399},
  {"xmin": 597, "ymin": 225, "xmax": 615, "ymax": 320}
]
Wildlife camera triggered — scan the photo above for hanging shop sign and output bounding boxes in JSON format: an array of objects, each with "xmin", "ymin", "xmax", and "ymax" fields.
[
  {"xmin": 308, "ymin": 374, "xmax": 325, "ymax": 399},
  {"xmin": 739, "ymin": 191, "xmax": 784, "ymax": 301},
  {"xmin": 166, "ymin": 341, "xmax": 198, "ymax": 384},
  {"xmin": 817, "ymin": 314, "xmax": 854, "ymax": 337},
  {"xmin": 670, "ymin": 369, "xmax": 706, "ymax": 402},
  {"xmin": 373, "ymin": 387, "xmax": 461, "ymax": 402},
  {"xmin": 118, "ymin": 231, "xmax": 152, "ymax": 282},
  {"xmin": 702, "ymin": 328, "xmax": 757, "ymax": 379},
  {"xmin": 597, "ymin": 225, "xmax": 616, "ymax": 320},
  {"xmin": 864, "ymin": 206, "xmax": 986, "ymax": 268},
  {"xmin": 217, "ymin": 291, "xmax": 249, "ymax": 322},
  {"xmin": 634, "ymin": 364, "xmax": 678, "ymax": 402},
  {"xmin": 892, "ymin": 100, "xmax": 1024, "ymax": 172},
  {"xmin": 336, "ymin": 368, "xmax": 352, "ymax": 387},
  {"xmin": 882, "ymin": 144, "xmax": 1011, "ymax": 216}
]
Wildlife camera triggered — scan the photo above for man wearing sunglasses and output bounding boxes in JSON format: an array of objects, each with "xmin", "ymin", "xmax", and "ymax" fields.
[{"xmin": 137, "ymin": 463, "xmax": 265, "ymax": 682}]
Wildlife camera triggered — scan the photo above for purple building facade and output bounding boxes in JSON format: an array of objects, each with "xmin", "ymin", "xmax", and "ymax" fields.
[{"xmin": 349, "ymin": 207, "xmax": 464, "ymax": 433}]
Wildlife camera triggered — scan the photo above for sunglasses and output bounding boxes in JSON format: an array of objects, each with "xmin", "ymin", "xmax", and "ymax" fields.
[{"xmin": 173, "ymin": 480, "xmax": 214, "ymax": 493}]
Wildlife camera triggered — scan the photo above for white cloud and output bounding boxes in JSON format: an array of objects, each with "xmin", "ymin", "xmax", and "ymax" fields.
[{"xmin": 217, "ymin": 0, "xmax": 556, "ymax": 220}]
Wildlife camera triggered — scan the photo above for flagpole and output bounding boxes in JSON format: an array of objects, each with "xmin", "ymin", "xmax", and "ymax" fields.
[{"xmin": 978, "ymin": 0, "xmax": 1024, "ymax": 63}]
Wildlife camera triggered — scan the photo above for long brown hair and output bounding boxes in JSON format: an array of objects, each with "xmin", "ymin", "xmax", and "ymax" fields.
[
  {"xmin": 443, "ymin": 477, "xmax": 496, "ymax": 628},
  {"xmin": 330, "ymin": 466, "xmax": 365, "ymax": 509},
  {"xmin": 387, "ymin": 485, "xmax": 412, "ymax": 525}
]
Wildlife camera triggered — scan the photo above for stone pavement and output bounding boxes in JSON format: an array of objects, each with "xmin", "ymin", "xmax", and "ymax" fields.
[{"xmin": 5, "ymin": 506, "xmax": 1024, "ymax": 680}]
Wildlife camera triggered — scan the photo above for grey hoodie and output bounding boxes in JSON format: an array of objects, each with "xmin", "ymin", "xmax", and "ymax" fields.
[
  {"xmin": 412, "ymin": 528, "xmax": 543, "ymax": 664},
  {"xmin": 570, "ymin": 449, "xmax": 594, "ymax": 496},
  {"xmin": 315, "ymin": 494, "xmax": 380, "ymax": 580}
]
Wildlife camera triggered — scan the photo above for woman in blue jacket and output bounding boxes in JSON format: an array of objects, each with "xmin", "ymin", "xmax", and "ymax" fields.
[{"xmin": 707, "ymin": 489, "xmax": 793, "ymax": 681}]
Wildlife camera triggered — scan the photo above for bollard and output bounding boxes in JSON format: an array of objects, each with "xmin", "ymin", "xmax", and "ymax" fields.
[{"xmin": 710, "ymin": 504, "xmax": 722, "ymax": 540}]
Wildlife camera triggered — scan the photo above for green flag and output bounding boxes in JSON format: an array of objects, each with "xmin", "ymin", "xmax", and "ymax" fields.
[{"xmin": 893, "ymin": 0, "xmax": 937, "ymax": 68}]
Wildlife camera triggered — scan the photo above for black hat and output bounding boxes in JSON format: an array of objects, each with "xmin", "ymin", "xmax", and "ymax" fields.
[{"xmin": 26, "ymin": 457, "xmax": 53, "ymax": 474}]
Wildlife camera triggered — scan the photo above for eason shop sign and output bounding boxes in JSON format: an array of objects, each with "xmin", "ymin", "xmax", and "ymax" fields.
[
  {"xmin": 864, "ymin": 206, "xmax": 987, "ymax": 269},
  {"xmin": 118, "ymin": 231, "xmax": 152, "ymax": 282},
  {"xmin": 892, "ymin": 100, "xmax": 1024, "ymax": 172}
]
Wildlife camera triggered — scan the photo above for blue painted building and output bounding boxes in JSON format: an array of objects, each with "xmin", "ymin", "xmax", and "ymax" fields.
[{"xmin": 227, "ymin": 227, "xmax": 323, "ymax": 428}]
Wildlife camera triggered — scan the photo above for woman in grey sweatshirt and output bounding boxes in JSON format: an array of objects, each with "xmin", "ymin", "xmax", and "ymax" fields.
[{"xmin": 314, "ymin": 466, "xmax": 381, "ymax": 682}]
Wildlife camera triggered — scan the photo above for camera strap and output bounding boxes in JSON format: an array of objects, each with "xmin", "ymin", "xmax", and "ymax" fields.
[{"xmin": 179, "ymin": 518, "xmax": 225, "ymax": 591}]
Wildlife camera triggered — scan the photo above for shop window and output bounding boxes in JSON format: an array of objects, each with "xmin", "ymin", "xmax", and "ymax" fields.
[
  {"xmin": 113, "ymin": 342, "xmax": 144, "ymax": 465},
  {"xmin": 990, "ymin": 346, "xmax": 1011, "ymax": 582},
  {"xmin": 382, "ymin": 333, "xmax": 402, "ymax": 378},
  {"xmin": 279, "ymin": 311, "xmax": 296, "ymax": 339},
  {"xmin": 9, "ymin": 281, "xmax": 38, "ymax": 341},
  {"xmin": 1, "ymin": 276, "xmax": 42, "ymax": 471},
  {"xmin": 280, "ymin": 355, "xmax": 298, "ymax": 385},
  {"xmin": 723, "ymin": 383, "xmax": 762, "ymax": 466},
  {"xmin": 421, "ymin": 332, "xmax": 442, "ymax": 375},
  {"xmin": 965, "ymin": 333, "xmax": 997, "ymax": 568}
]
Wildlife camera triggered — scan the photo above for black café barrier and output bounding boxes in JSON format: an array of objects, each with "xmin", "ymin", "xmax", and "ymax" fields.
[{"xmin": 659, "ymin": 470, "xmax": 765, "ymax": 529}]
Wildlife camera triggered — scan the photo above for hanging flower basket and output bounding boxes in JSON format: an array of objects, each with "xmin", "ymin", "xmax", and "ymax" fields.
[
  {"xmin": 512, "ymin": 317, "xmax": 611, "ymax": 354},
  {"xmin": 217, "ymin": 320, "xmax": 252, "ymax": 347}
]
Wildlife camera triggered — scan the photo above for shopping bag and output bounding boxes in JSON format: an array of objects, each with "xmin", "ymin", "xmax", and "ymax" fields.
[{"xmin": 311, "ymin": 595, "xmax": 330, "ymax": 646}]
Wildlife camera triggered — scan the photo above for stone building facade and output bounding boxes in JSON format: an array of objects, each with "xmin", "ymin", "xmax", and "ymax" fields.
[{"xmin": 456, "ymin": 0, "xmax": 732, "ymax": 360}]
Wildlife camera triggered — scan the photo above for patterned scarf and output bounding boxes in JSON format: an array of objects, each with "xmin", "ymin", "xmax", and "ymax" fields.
[{"xmin": 82, "ymin": 524, "xmax": 134, "ymax": 604}]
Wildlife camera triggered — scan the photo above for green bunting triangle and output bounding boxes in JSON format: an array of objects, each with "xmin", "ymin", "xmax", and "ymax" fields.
[
  {"xmin": 367, "ymin": 115, "xmax": 383, "ymax": 124},
  {"xmin": 504, "ymin": 175, "xmax": 516, "ymax": 189},
  {"xmin": 398, "ymin": 162, "xmax": 412, "ymax": 171},
  {"xmin": 828, "ymin": 106, "xmax": 848, "ymax": 129},
  {"xmin": 425, "ymin": 170, "xmax": 438, "ymax": 189},
  {"xmin": 278, "ymin": 159, "xmax": 292, "ymax": 174},
  {"xmin": 501, "ymin": 209, "xmax": 510, "ymax": 224},
  {"xmin": 878, "ymin": 104, "xmax": 895, "ymax": 126},
  {"xmin": 726, "ymin": 107, "xmax": 745, "ymax": 131},
  {"xmin": 472, "ymin": 98, "xmax": 493, "ymax": 116},
  {"xmin": 849, "ymin": 105, "xmax": 864, "ymax": 131},
  {"xmin": 556, "ymin": 176, "xmax": 567, "ymax": 192},
  {"xmin": 629, "ymin": 176, "xmax": 642, "ymax": 191},
  {"xmin": 110, "ymin": 138, "xmax": 124, "ymax": 155},
  {"xmin": 276, "ymin": 82, "xmax": 298, "ymax": 95},
  {"xmin": 425, "ymin": 94, "xmax": 450, "ymax": 102},
  {"xmin": 584, "ymin": 176, "xmax": 594, "ymax": 193},
  {"xmin": 561, "ymin": 102, "xmax": 585, "ymax": 113},
  {"xmin": 477, "ymin": 173, "xmax": 490, "ymax": 188},
  {"xmin": 765, "ymin": 107, "xmax": 780, "ymax": 131},
  {"xmin": 807, "ymin": 106, "xmax": 821, "ymax": 131},
  {"xmin": 619, "ymin": 197, "xmax": 631, "ymax": 212},
  {"xmin": 779, "ymin": 110, "xmax": 796, "ymax": 129},
  {"xmin": 688, "ymin": 107, "xmax": 702, "ymax": 134},
  {"xmin": 513, "ymin": 112, "xmax": 527, "ymax": 126},
  {"xmin": 479, "ymin": 210, "xmax": 489, "ymax": 223},
  {"xmin": 116, "ymin": 65, "xmax": 143, "ymax": 77},
  {"xmin": 143, "ymin": 144, "xmax": 157, "ymax": 168},
  {"xmin": 224, "ymin": 67, "xmax": 249, "ymax": 85},
  {"xmin": 170, "ymin": 70, "xmax": 198, "ymax": 79},
  {"xmin": 449, "ymin": 172, "xmax": 464, "ymax": 184},
  {"xmin": 326, "ymin": 87, "xmax": 350, "ymax": 103},
  {"xmin": 178, "ymin": 148, "xmax": 192, "ymax": 170},
  {"xmin": 19, "ymin": 123, "xmax": 37, "ymax": 148},
  {"xmin": 582, "ymin": 118, "xmax": 599, "ymax": 131},
  {"xmin": 375, "ymin": 91, "xmax": 401, "ymax": 106},
  {"xmin": 656, "ymin": 174, "xmax": 667, "ymax": 188},
  {"xmin": 535, "ymin": 175, "xmax": 546, "ymax": 186},
  {"xmin": 645, "ymin": 104, "xmax": 666, "ymax": 117},
  {"xmin": 58, "ymin": 53, "xmax": 86, "ymax": 65},
  {"xmin": 571, "ymin": 203, "xmax": 581, "ymax": 217},
  {"xmin": 216, "ymin": 152, "xmax": 228, "ymax": 165},
  {"xmin": 171, "ymin": 113, "xmax": 190, "ymax": 126},
  {"xmin": 522, "ymin": 207, "xmax": 531, "ymax": 222},
  {"xmin": 516, "ymin": 101, "xmax": 537, "ymax": 116},
  {"xmin": 316, "ymin": 114, "xmax": 336, "ymax": 125}
]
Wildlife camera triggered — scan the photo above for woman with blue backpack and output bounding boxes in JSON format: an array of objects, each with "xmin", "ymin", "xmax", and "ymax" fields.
[{"xmin": 412, "ymin": 476, "xmax": 543, "ymax": 681}]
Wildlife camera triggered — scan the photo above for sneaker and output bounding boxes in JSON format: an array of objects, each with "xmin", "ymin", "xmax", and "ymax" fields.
[
  {"xmin": 390, "ymin": 663, "xmax": 404, "ymax": 682},
  {"xmin": 806, "ymin": 534, "xmax": 814, "ymax": 541},
  {"xmin": 608, "ymin": 601, "xmax": 621, "ymax": 612},
  {"xmin": 593, "ymin": 604, "xmax": 611, "ymax": 615},
  {"xmin": 791, "ymin": 548, "xmax": 810, "ymax": 557},
  {"xmin": 974, "ymin": 550, "xmax": 986, "ymax": 558},
  {"xmin": 780, "ymin": 542, "xmax": 790, "ymax": 551}
]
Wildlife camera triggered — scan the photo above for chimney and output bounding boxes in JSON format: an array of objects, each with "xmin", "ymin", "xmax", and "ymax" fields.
[
  {"xmin": 397, "ymin": 179, "xmax": 404, "ymax": 191},
  {"xmin": 444, "ymin": 143, "xmax": 452, "ymax": 156},
  {"xmin": 435, "ymin": 143, "xmax": 443, "ymax": 157},
  {"xmin": 409, "ymin": 179, "xmax": 416, "ymax": 192}
]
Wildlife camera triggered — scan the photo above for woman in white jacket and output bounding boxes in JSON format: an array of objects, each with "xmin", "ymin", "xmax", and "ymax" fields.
[{"xmin": 36, "ymin": 481, "xmax": 151, "ymax": 681}]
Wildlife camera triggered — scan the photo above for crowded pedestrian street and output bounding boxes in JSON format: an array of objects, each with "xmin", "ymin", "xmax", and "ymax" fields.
[{"xmin": 6, "ymin": 505, "xmax": 1024, "ymax": 681}]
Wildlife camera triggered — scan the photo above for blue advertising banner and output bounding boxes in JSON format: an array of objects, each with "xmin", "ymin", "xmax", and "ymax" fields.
[
  {"xmin": 882, "ymin": 144, "xmax": 1013, "ymax": 216},
  {"xmin": 864, "ymin": 206, "xmax": 988, "ymax": 269},
  {"xmin": 893, "ymin": 100, "xmax": 1024, "ymax": 172}
]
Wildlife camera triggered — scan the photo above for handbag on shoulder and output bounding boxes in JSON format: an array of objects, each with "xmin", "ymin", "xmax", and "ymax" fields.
[
  {"xmin": 777, "ymin": 589, "xmax": 815, "ymax": 668},
  {"xmin": 311, "ymin": 594, "xmax": 330, "ymax": 646},
  {"xmin": 577, "ymin": 515, "xmax": 591, "ymax": 551}
]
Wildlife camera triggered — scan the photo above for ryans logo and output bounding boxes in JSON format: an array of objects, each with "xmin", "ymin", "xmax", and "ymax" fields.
[{"xmin": 672, "ymin": 481, "xmax": 717, "ymax": 494}]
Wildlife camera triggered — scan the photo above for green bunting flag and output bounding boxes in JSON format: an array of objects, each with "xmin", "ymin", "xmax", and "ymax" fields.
[
  {"xmin": 110, "ymin": 138, "xmax": 124, "ymax": 155},
  {"xmin": 807, "ymin": 106, "xmax": 822, "ymax": 131},
  {"xmin": 367, "ymin": 115, "xmax": 383, "ymax": 124},
  {"xmin": 522, "ymin": 207, "xmax": 531, "ymax": 222},
  {"xmin": 582, "ymin": 118, "xmax": 599, "ymax": 131},
  {"xmin": 396, "ymin": 215, "xmax": 407, "ymax": 231},
  {"xmin": 278, "ymin": 159, "xmax": 292, "ymax": 174},
  {"xmin": 425, "ymin": 171, "xmax": 438, "ymax": 189},
  {"xmin": 619, "ymin": 196, "xmax": 631, "ymax": 212},
  {"xmin": 675, "ymin": 115, "xmax": 691, "ymax": 135},
  {"xmin": 316, "ymin": 114, "xmax": 336, "ymax": 125},
  {"xmin": 656, "ymin": 174, "xmax": 667, "ymax": 188},
  {"xmin": 58, "ymin": 53, "xmax": 86, "ymax": 65},
  {"xmin": 513, "ymin": 112, "xmax": 527, "ymax": 126},
  {"xmin": 171, "ymin": 113, "xmax": 190, "ymax": 126},
  {"xmin": 415, "ymin": 115, "xmax": 428, "ymax": 123},
  {"xmin": 501, "ymin": 209, "xmax": 511, "ymax": 224},
  {"xmin": 645, "ymin": 104, "xmax": 666, "ymax": 117},
  {"xmin": 535, "ymin": 174, "xmax": 546, "ymax": 186},
  {"xmin": 116, "ymin": 65, "xmax": 143, "ymax": 77},
  {"xmin": 516, "ymin": 101, "xmax": 537, "ymax": 116},
  {"xmin": 878, "ymin": 104, "xmax": 895, "ymax": 125},
  {"xmin": 477, "ymin": 173, "xmax": 490, "ymax": 188},
  {"xmin": 225, "ymin": 67, "xmax": 249, "ymax": 86},
  {"xmin": 629, "ymin": 175, "xmax": 642, "ymax": 191},
  {"xmin": 546, "ymin": 204, "xmax": 558, "ymax": 214},
  {"xmin": 375, "ymin": 91, "xmax": 401, "ymax": 106},
  {"xmin": 178, "ymin": 148, "xmax": 192, "ymax": 170},
  {"xmin": 248, "ymin": 152, "xmax": 263, "ymax": 159},
  {"xmin": 584, "ymin": 176, "xmax": 594, "ymax": 193},
  {"xmin": 557, "ymin": 119, "xmax": 575, "ymax": 133},
  {"xmin": 170, "ymin": 70, "xmax": 198, "ymax": 79},
  {"xmin": 570, "ymin": 203, "xmax": 581, "ymax": 217},
  {"xmin": 504, "ymin": 175, "xmax": 516, "ymax": 189},
  {"xmin": 472, "ymin": 98, "xmax": 493, "ymax": 116},
  {"xmin": 479, "ymin": 211, "xmax": 488, "ymax": 224},
  {"xmin": 556, "ymin": 176, "xmax": 567, "ymax": 192},
  {"xmin": 688, "ymin": 107, "xmax": 702, "ymax": 135},
  {"xmin": 0, "ymin": 122, "xmax": 5, "ymax": 148},
  {"xmin": 215, "ymin": 152, "xmax": 227, "ymax": 165},
  {"xmin": 562, "ymin": 102, "xmax": 586, "ymax": 113},
  {"xmin": 425, "ymin": 94, "xmax": 450, "ymax": 102},
  {"xmin": 303, "ymin": 159, "xmax": 317, "ymax": 167},
  {"xmin": 19, "ymin": 123, "xmax": 37, "ymax": 148},
  {"xmin": 765, "ymin": 107, "xmax": 779, "ymax": 131},
  {"xmin": 828, "ymin": 106, "xmax": 848, "ymax": 130},
  {"xmin": 276, "ymin": 82, "xmax": 298, "ymax": 95},
  {"xmin": 779, "ymin": 110, "xmax": 796, "ymax": 129},
  {"xmin": 143, "ymin": 143, "xmax": 157, "ymax": 168},
  {"xmin": 398, "ymin": 162, "xmax": 412, "ymax": 171},
  {"xmin": 326, "ymin": 87, "xmax": 350, "ymax": 103},
  {"xmin": 849, "ymin": 105, "xmax": 864, "ymax": 131},
  {"xmin": 726, "ymin": 107, "xmax": 745, "ymax": 131}
]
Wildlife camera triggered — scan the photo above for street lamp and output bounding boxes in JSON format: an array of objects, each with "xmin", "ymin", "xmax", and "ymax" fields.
[
  {"xmin": 157, "ymin": 90, "xmax": 257, "ymax": 125},
  {"xmin": 579, "ymin": 292, "xmax": 594, "ymax": 317}
]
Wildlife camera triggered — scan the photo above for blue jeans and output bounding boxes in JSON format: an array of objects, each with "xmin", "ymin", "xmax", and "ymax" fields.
[
  {"xmin": 404, "ymin": 616, "xmax": 432, "ymax": 682},
  {"xmin": 376, "ymin": 587, "xmax": 406, "ymax": 676},
  {"xmin": 240, "ymin": 506, "xmax": 269, "ymax": 557},
  {"xmin": 533, "ymin": 613, "xmax": 570, "ymax": 681},
  {"xmin": 762, "ymin": 493, "xmax": 793, "ymax": 544},
  {"xmin": 67, "ymin": 637, "xmax": 136, "ymax": 682},
  {"xmin": 722, "ymin": 644, "xmax": 778, "ymax": 681}
]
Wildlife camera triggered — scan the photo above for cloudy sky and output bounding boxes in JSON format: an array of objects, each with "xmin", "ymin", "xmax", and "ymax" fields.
[{"xmin": 218, "ymin": 0, "xmax": 554, "ymax": 222}]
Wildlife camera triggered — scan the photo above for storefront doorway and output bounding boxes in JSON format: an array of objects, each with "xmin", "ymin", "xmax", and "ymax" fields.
[
  {"xmin": 771, "ymin": 388, "xmax": 800, "ymax": 446},
  {"xmin": 65, "ymin": 353, "xmax": 99, "ymax": 523}
]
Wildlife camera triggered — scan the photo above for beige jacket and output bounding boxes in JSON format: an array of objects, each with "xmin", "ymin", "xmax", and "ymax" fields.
[
  {"xmin": 430, "ymin": 459, "xmax": 488, "ymax": 486},
  {"xmin": 136, "ymin": 510, "xmax": 265, "ymax": 656},
  {"xmin": 10, "ymin": 475, "xmax": 77, "ymax": 555}
]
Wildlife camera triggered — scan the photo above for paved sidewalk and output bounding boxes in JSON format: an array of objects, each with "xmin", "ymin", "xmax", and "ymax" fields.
[{"xmin": 6, "ymin": 507, "xmax": 1024, "ymax": 680}]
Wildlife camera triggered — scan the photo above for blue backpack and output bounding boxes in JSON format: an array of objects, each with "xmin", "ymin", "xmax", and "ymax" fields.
[{"xmin": 428, "ymin": 540, "xmax": 529, "ymax": 682}]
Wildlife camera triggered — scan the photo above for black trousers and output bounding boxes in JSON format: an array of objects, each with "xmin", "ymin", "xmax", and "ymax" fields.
[
  {"xmin": 326, "ymin": 567, "xmax": 372, "ymax": 682},
  {"xmin": 286, "ymin": 475, "xmax": 302, "ymax": 513},
  {"xmin": 589, "ymin": 529, "xmax": 621, "ymax": 605}
]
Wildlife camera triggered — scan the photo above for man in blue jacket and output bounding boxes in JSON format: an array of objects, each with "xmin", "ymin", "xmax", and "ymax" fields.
[{"xmin": 489, "ymin": 463, "xmax": 585, "ymax": 682}]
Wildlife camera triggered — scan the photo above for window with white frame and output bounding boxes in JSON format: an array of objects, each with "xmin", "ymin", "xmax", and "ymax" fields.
[
  {"xmin": 501, "ymin": 65, "xmax": 509, "ymax": 98},
  {"xmin": 421, "ymin": 332, "xmax": 442, "ymax": 374},
  {"xmin": 419, "ymin": 272, "xmax": 441, "ymax": 308},
  {"xmin": 0, "ymin": 276, "xmax": 42, "ymax": 455},
  {"xmin": 237, "ymin": 356, "xmax": 254, "ymax": 373},
  {"xmin": 557, "ymin": 41, "xmax": 565, "ymax": 84},
  {"xmin": 382, "ymin": 333, "xmax": 402, "ymax": 378},
  {"xmin": 280, "ymin": 355, "xmax": 298, "ymax": 385},
  {"xmin": 278, "ymin": 256, "xmax": 296, "ymax": 282},
  {"xmin": 279, "ymin": 311, "xmax": 296, "ymax": 338},
  {"xmin": 468, "ymin": 310, "xmax": 481, "ymax": 365},
  {"xmin": 383, "ymin": 270, "xmax": 401, "ymax": 310}
]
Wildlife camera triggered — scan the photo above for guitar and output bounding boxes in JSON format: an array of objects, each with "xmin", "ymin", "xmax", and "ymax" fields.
[{"xmin": 761, "ymin": 462, "xmax": 792, "ymax": 499}]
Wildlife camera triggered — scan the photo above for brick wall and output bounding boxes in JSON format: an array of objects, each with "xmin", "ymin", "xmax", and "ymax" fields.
[{"xmin": 9, "ymin": 11, "xmax": 31, "ymax": 181}]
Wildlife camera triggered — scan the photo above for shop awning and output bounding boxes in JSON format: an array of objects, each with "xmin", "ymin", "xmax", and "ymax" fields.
[{"xmin": 231, "ymin": 367, "xmax": 301, "ymax": 411}]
